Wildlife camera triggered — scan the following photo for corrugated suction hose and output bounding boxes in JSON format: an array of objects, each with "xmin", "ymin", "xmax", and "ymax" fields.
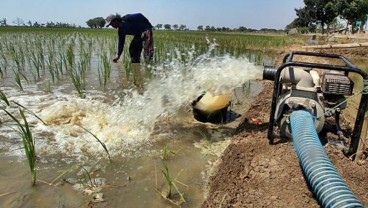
[{"xmin": 290, "ymin": 110, "xmax": 364, "ymax": 208}]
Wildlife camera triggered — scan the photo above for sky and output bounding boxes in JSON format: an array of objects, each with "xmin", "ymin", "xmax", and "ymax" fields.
[{"xmin": 1, "ymin": 0, "xmax": 305, "ymax": 30}]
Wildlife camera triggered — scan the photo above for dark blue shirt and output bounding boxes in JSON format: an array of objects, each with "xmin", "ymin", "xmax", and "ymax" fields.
[{"xmin": 117, "ymin": 13, "xmax": 153, "ymax": 56}]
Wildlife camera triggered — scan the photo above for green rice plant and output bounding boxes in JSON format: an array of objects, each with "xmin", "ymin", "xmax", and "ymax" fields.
[
  {"xmin": 81, "ymin": 167, "xmax": 95, "ymax": 187},
  {"xmin": 67, "ymin": 63, "xmax": 86, "ymax": 98},
  {"xmin": 79, "ymin": 125, "xmax": 111, "ymax": 163},
  {"xmin": 11, "ymin": 101, "xmax": 47, "ymax": 126},
  {"xmin": 0, "ymin": 64, "xmax": 3, "ymax": 78},
  {"xmin": 12, "ymin": 68, "xmax": 24, "ymax": 91},
  {"xmin": 161, "ymin": 144, "xmax": 178, "ymax": 161},
  {"xmin": 79, "ymin": 52, "xmax": 89, "ymax": 74},
  {"xmin": 1, "ymin": 107, "xmax": 37, "ymax": 185},
  {"xmin": 0, "ymin": 90, "xmax": 10, "ymax": 106},
  {"xmin": 98, "ymin": 52, "xmax": 111, "ymax": 89},
  {"xmin": 161, "ymin": 160, "xmax": 174, "ymax": 198},
  {"xmin": 30, "ymin": 53, "xmax": 42, "ymax": 82},
  {"xmin": 123, "ymin": 60, "xmax": 132, "ymax": 79},
  {"xmin": 56, "ymin": 53, "xmax": 65, "ymax": 76},
  {"xmin": 66, "ymin": 43, "xmax": 75, "ymax": 69},
  {"xmin": 0, "ymin": 54, "xmax": 8, "ymax": 76},
  {"xmin": 157, "ymin": 160, "xmax": 186, "ymax": 205},
  {"xmin": 46, "ymin": 50, "xmax": 56, "ymax": 83},
  {"xmin": 9, "ymin": 45, "xmax": 24, "ymax": 72},
  {"xmin": 36, "ymin": 41, "xmax": 46, "ymax": 71},
  {"xmin": 0, "ymin": 93, "xmax": 47, "ymax": 186}
]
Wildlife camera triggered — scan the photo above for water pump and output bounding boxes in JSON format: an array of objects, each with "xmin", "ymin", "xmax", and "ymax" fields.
[
  {"xmin": 264, "ymin": 51, "xmax": 368, "ymax": 208},
  {"xmin": 264, "ymin": 51, "xmax": 368, "ymax": 155}
]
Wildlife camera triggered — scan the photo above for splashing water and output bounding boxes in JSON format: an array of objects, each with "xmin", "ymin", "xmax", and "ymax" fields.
[{"xmin": 0, "ymin": 48, "xmax": 263, "ymax": 160}]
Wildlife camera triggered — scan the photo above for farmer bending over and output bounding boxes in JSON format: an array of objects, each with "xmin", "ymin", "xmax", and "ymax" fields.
[{"xmin": 106, "ymin": 13, "xmax": 154, "ymax": 92}]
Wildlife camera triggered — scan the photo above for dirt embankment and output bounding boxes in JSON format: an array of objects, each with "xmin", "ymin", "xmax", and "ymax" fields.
[{"xmin": 202, "ymin": 43, "xmax": 368, "ymax": 208}]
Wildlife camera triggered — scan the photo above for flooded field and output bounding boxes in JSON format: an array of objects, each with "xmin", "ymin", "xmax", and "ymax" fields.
[{"xmin": 0, "ymin": 30, "xmax": 271, "ymax": 207}]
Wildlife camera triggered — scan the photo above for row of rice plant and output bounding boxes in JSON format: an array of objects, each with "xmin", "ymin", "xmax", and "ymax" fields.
[
  {"xmin": 0, "ymin": 28, "xmax": 288, "ymax": 97},
  {"xmin": 0, "ymin": 31, "xmax": 114, "ymax": 95}
]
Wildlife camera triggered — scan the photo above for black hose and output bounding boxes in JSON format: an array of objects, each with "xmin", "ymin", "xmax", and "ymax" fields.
[{"xmin": 263, "ymin": 66, "xmax": 278, "ymax": 81}]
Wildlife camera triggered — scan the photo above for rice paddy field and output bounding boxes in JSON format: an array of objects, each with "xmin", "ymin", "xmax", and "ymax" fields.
[{"xmin": 0, "ymin": 27, "xmax": 303, "ymax": 207}]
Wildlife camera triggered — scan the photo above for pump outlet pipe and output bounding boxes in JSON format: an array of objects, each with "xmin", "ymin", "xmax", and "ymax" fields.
[{"xmin": 290, "ymin": 110, "xmax": 364, "ymax": 208}]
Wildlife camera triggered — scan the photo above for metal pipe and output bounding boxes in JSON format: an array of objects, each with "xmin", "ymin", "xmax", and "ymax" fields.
[{"xmin": 290, "ymin": 110, "xmax": 364, "ymax": 208}]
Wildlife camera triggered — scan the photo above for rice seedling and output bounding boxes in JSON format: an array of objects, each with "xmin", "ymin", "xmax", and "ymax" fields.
[
  {"xmin": 11, "ymin": 101, "xmax": 47, "ymax": 125},
  {"xmin": 78, "ymin": 125, "xmax": 111, "ymax": 163},
  {"xmin": 0, "ymin": 60, "xmax": 4, "ymax": 78},
  {"xmin": 66, "ymin": 41, "xmax": 75, "ymax": 69},
  {"xmin": 12, "ymin": 68, "xmax": 24, "ymax": 91},
  {"xmin": 0, "ymin": 55, "xmax": 7, "ymax": 77},
  {"xmin": 156, "ymin": 160, "xmax": 186, "ymax": 206},
  {"xmin": 97, "ymin": 52, "xmax": 112, "ymax": 89},
  {"xmin": 1, "ymin": 107, "xmax": 37, "ymax": 185},
  {"xmin": 0, "ymin": 93, "xmax": 47, "ymax": 186},
  {"xmin": 123, "ymin": 60, "xmax": 132, "ymax": 79},
  {"xmin": 161, "ymin": 144, "xmax": 178, "ymax": 161},
  {"xmin": 0, "ymin": 90, "xmax": 10, "ymax": 106},
  {"xmin": 56, "ymin": 53, "xmax": 65, "ymax": 76},
  {"xmin": 79, "ymin": 167, "xmax": 96, "ymax": 187},
  {"xmin": 30, "ymin": 53, "xmax": 42, "ymax": 82},
  {"xmin": 67, "ymin": 63, "xmax": 86, "ymax": 98}
]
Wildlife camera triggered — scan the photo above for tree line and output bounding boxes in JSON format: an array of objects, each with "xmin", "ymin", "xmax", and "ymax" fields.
[
  {"xmin": 0, "ymin": 17, "xmax": 78, "ymax": 28},
  {"xmin": 287, "ymin": 0, "xmax": 368, "ymax": 34},
  {"xmin": 84, "ymin": 17, "xmax": 283, "ymax": 32}
]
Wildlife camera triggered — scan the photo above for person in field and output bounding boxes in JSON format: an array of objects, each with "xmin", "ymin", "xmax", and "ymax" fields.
[
  {"xmin": 106, "ymin": 13, "xmax": 154, "ymax": 63},
  {"xmin": 105, "ymin": 13, "xmax": 154, "ymax": 92}
]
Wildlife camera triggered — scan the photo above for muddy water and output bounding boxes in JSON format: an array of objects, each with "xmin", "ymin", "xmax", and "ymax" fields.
[{"xmin": 0, "ymin": 53, "xmax": 264, "ymax": 207}]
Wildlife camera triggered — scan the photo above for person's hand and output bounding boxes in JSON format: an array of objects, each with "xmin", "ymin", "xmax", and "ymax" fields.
[{"xmin": 113, "ymin": 56, "xmax": 120, "ymax": 63}]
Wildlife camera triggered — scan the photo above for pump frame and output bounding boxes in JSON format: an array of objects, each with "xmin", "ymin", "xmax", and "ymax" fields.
[{"xmin": 267, "ymin": 51, "xmax": 368, "ymax": 156}]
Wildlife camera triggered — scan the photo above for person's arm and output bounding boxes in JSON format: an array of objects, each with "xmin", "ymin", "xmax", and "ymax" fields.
[{"xmin": 113, "ymin": 29, "xmax": 126, "ymax": 62}]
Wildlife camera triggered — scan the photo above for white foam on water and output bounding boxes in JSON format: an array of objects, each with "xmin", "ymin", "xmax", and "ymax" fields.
[{"xmin": 0, "ymin": 50, "xmax": 263, "ymax": 159}]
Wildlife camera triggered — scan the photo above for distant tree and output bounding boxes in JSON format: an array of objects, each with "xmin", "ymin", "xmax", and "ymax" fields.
[
  {"xmin": 205, "ymin": 25, "xmax": 211, "ymax": 31},
  {"xmin": 33, "ymin": 21, "xmax": 41, "ymax": 27},
  {"xmin": 287, "ymin": 7, "xmax": 313, "ymax": 29},
  {"xmin": 164, "ymin": 24, "xmax": 171, "ymax": 30},
  {"xmin": 27, "ymin": 20, "xmax": 32, "ymax": 27},
  {"xmin": 238, "ymin": 26, "xmax": 248, "ymax": 32},
  {"xmin": 288, "ymin": 0, "xmax": 337, "ymax": 33},
  {"xmin": 221, "ymin": 27, "xmax": 230, "ymax": 31},
  {"xmin": 13, "ymin": 17, "xmax": 24, "ymax": 26},
  {"xmin": 305, "ymin": 0, "xmax": 337, "ymax": 34},
  {"xmin": 155, "ymin": 24, "xmax": 163, "ymax": 30},
  {"xmin": 179, "ymin": 24, "xmax": 186, "ymax": 30},
  {"xmin": 94, "ymin": 17, "xmax": 105, "ymax": 28},
  {"xmin": 334, "ymin": 0, "xmax": 368, "ymax": 33},
  {"xmin": 86, "ymin": 19, "xmax": 94, "ymax": 28},
  {"xmin": 46, "ymin": 22, "xmax": 55, "ymax": 28},
  {"xmin": 45, "ymin": 21, "xmax": 75, "ymax": 28},
  {"xmin": 173, "ymin": 24, "xmax": 178, "ymax": 30},
  {"xmin": 86, "ymin": 17, "xmax": 105, "ymax": 28},
  {"xmin": 197, "ymin": 25, "xmax": 203, "ymax": 31},
  {"xmin": 0, "ymin": 18, "xmax": 7, "ymax": 26}
]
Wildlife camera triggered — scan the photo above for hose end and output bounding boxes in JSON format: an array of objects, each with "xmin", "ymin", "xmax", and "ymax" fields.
[{"xmin": 263, "ymin": 66, "xmax": 277, "ymax": 81}]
